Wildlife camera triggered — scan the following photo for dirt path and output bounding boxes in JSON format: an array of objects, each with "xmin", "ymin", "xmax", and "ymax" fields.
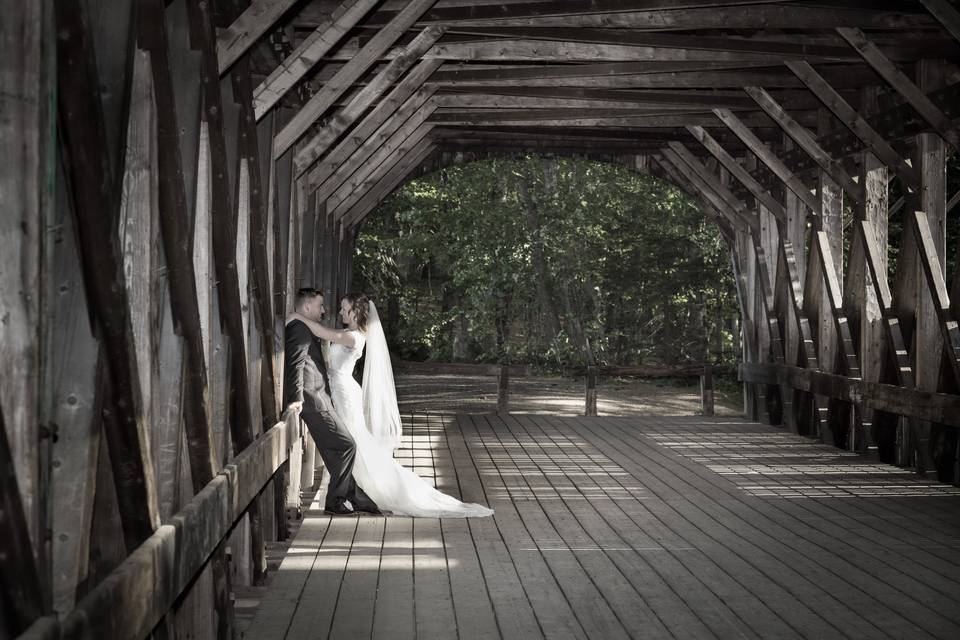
[{"xmin": 395, "ymin": 373, "xmax": 742, "ymax": 416}]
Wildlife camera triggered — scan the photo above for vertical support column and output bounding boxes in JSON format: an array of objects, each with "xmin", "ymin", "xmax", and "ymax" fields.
[
  {"xmin": 909, "ymin": 59, "xmax": 948, "ymax": 475},
  {"xmin": 733, "ymin": 230, "xmax": 760, "ymax": 420},
  {"xmin": 701, "ymin": 365, "xmax": 715, "ymax": 416},
  {"xmin": 758, "ymin": 202, "xmax": 783, "ymax": 425},
  {"xmin": 498, "ymin": 365, "xmax": 510, "ymax": 415},
  {"xmin": 584, "ymin": 366, "xmax": 598, "ymax": 417},
  {"xmin": 848, "ymin": 87, "xmax": 888, "ymax": 456},
  {"xmin": 817, "ymin": 111, "xmax": 844, "ymax": 446}
]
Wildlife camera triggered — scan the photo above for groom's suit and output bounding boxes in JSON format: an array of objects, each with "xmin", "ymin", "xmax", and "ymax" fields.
[{"xmin": 283, "ymin": 319, "xmax": 368, "ymax": 511}]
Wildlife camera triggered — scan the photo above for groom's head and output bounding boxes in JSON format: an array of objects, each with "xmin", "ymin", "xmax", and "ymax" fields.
[{"xmin": 295, "ymin": 288, "xmax": 326, "ymax": 322}]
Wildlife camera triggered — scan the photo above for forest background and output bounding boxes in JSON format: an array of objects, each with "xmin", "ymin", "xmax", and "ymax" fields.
[{"xmin": 353, "ymin": 156, "xmax": 741, "ymax": 372}]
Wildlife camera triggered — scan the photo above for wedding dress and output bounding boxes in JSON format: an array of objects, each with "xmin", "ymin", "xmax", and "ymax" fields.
[{"xmin": 326, "ymin": 304, "xmax": 493, "ymax": 518}]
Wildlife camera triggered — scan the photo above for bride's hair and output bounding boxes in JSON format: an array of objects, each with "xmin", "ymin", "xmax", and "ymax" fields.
[{"xmin": 342, "ymin": 292, "xmax": 371, "ymax": 331}]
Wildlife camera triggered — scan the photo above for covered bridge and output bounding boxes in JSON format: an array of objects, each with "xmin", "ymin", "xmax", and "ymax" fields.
[{"xmin": 3, "ymin": 1, "xmax": 960, "ymax": 638}]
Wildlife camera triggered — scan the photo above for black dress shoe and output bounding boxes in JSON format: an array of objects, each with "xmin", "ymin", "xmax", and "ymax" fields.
[
  {"xmin": 353, "ymin": 502, "xmax": 382, "ymax": 515},
  {"xmin": 324, "ymin": 498, "xmax": 355, "ymax": 516}
]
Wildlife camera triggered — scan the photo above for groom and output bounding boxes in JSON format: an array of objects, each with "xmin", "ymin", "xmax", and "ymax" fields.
[{"xmin": 283, "ymin": 287, "xmax": 379, "ymax": 516}]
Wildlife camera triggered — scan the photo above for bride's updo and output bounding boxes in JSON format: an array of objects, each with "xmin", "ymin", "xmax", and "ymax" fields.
[{"xmin": 343, "ymin": 292, "xmax": 371, "ymax": 331}]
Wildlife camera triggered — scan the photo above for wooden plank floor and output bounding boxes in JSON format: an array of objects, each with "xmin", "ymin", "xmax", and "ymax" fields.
[{"xmin": 243, "ymin": 414, "xmax": 960, "ymax": 639}]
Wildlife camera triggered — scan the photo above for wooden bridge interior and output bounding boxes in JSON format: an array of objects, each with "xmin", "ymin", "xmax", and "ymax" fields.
[{"xmin": 4, "ymin": 0, "xmax": 960, "ymax": 638}]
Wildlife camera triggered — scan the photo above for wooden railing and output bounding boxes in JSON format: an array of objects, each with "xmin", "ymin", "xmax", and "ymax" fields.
[
  {"xmin": 579, "ymin": 364, "xmax": 721, "ymax": 417},
  {"xmin": 20, "ymin": 410, "xmax": 301, "ymax": 640}
]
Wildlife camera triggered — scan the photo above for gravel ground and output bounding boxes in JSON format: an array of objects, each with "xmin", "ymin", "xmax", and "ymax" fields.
[{"xmin": 394, "ymin": 372, "xmax": 742, "ymax": 416}]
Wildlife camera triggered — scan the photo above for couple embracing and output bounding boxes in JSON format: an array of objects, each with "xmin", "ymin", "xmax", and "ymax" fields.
[{"xmin": 283, "ymin": 288, "xmax": 493, "ymax": 518}]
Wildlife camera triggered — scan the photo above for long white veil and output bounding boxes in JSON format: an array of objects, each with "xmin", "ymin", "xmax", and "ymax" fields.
[{"xmin": 361, "ymin": 301, "xmax": 403, "ymax": 451}]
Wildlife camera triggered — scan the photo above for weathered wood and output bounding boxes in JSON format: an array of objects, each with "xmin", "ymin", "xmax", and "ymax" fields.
[
  {"xmin": 343, "ymin": 142, "xmax": 438, "ymax": 229},
  {"xmin": 741, "ymin": 363, "xmax": 960, "ymax": 429},
  {"xmin": 922, "ymin": 0, "xmax": 960, "ymax": 43},
  {"xmin": 700, "ymin": 365, "xmax": 715, "ymax": 416},
  {"xmin": 497, "ymin": 365, "xmax": 511, "ymax": 415},
  {"xmin": 442, "ymin": 27, "xmax": 857, "ymax": 60},
  {"xmin": 665, "ymin": 142, "xmax": 756, "ymax": 233},
  {"xmin": 216, "ymin": 0, "xmax": 300, "ymax": 75},
  {"xmin": 685, "ymin": 125, "xmax": 786, "ymax": 223},
  {"xmin": 365, "ymin": 0, "xmax": 827, "ymax": 26},
  {"xmin": 713, "ymin": 108, "xmax": 821, "ymax": 215},
  {"xmin": 189, "ymin": 0, "xmax": 257, "ymax": 453},
  {"xmin": 330, "ymin": 121, "xmax": 436, "ymax": 219},
  {"xmin": 253, "ymin": 0, "xmax": 381, "ymax": 120},
  {"xmin": 57, "ymin": 413, "xmax": 293, "ymax": 640},
  {"xmin": 910, "ymin": 211, "xmax": 960, "ymax": 388},
  {"xmin": 0, "ymin": 403, "xmax": 45, "ymax": 635},
  {"xmin": 745, "ymin": 86, "xmax": 863, "ymax": 204},
  {"xmin": 293, "ymin": 25, "xmax": 445, "ymax": 176},
  {"xmin": 659, "ymin": 147, "xmax": 748, "ymax": 234},
  {"xmin": 784, "ymin": 60, "xmax": 920, "ymax": 192},
  {"xmin": 837, "ymin": 27, "xmax": 960, "ymax": 149},
  {"xmin": 273, "ymin": 0, "xmax": 438, "ymax": 157},
  {"xmin": 585, "ymin": 366, "xmax": 598, "ymax": 417},
  {"xmin": 57, "ymin": 0, "xmax": 161, "ymax": 550},
  {"xmin": 306, "ymin": 59, "xmax": 442, "ymax": 192},
  {"xmin": 1, "ymin": 0, "xmax": 52, "ymax": 562},
  {"xmin": 140, "ymin": 0, "xmax": 219, "ymax": 495},
  {"xmin": 435, "ymin": 86, "xmax": 762, "ymax": 109}
]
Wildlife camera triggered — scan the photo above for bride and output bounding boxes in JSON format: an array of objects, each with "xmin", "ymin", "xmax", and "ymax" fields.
[{"xmin": 288, "ymin": 292, "xmax": 493, "ymax": 518}]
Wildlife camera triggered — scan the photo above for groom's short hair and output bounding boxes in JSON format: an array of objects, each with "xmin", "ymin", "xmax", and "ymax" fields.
[{"xmin": 295, "ymin": 287, "xmax": 323, "ymax": 309}]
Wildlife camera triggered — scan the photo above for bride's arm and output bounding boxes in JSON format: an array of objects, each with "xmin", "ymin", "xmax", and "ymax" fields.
[{"xmin": 287, "ymin": 312, "xmax": 357, "ymax": 348}]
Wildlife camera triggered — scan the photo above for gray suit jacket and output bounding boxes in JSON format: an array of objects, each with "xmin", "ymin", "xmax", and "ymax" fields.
[{"xmin": 283, "ymin": 319, "xmax": 334, "ymax": 414}]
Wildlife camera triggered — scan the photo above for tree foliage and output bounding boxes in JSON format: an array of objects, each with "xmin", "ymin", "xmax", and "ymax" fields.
[{"xmin": 354, "ymin": 156, "xmax": 740, "ymax": 370}]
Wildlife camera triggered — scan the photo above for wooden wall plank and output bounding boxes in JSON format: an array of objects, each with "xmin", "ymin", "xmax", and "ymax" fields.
[
  {"xmin": 56, "ymin": 0, "xmax": 161, "ymax": 549},
  {"xmin": 48, "ymin": 157, "xmax": 101, "ymax": 616},
  {"xmin": 216, "ymin": 0, "xmax": 301, "ymax": 75},
  {"xmin": 0, "ymin": 0, "xmax": 52, "ymax": 562},
  {"xmin": 273, "ymin": 0, "xmax": 438, "ymax": 157}
]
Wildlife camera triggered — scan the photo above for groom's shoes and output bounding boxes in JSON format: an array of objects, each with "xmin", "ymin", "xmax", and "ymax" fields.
[
  {"xmin": 353, "ymin": 501, "xmax": 382, "ymax": 515},
  {"xmin": 324, "ymin": 498, "xmax": 355, "ymax": 516}
]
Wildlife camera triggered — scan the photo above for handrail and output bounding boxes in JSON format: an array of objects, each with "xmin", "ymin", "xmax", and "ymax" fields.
[{"xmin": 20, "ymin": 410, "xmax": 300, "ymax": 640}]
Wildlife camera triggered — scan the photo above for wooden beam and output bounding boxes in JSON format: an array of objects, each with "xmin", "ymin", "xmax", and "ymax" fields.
[
  {"xmin": 273, "ymin": 0, "xmax": 437, "ymax": 157},
  {"xmin": 425, "ymin": 39, "xmax": 812, "ymax": 63},
  {"xmin": 659, "ymin": 147, "xmax": 748, "ymax": 234},
  {"xmin": 342, "ymin": 141, "xmax": 437, "ymax": 228},
  {"xmin": 651, "ymin": 154, "xmax": 737, "ymax": 241},
  {"xmin": 423, "ymin": 5, "xmax": 936, "ymax": 30},
  {"xmin": 784, "ymin": 60, "xmax": 921, "ymax": 193},
  {"xmin": 814, "ymin": 232, "xmax": 861, "ymax": 378},
  {"xmin": 305, "ymin": 59, "xmax": 441, "ymax": 191},
  {"xmin": 313, "ymin": 90, "xmax": 438, "ymax": 202},
  {"xmin": 920, "ymin": 0, "xmax": 960, "ymax": 44},
  {"xmin": 216, "ymin": 0, "xmax": 300, "ymax": 75},
  {"xmin": 56, "ymin": 413, "xmax": 294, "ymax": 640},
  {"xmin": 910, "ymin": 210, "xmax": 960, "ymax": 387},
  {"xmin": 665, "ymin": 142, "xmax": 757, "ymax": 233},
  {"xmin": 330, "ymin": 122, "xmax": 436, "ymax": 218},
  {"xmin": 437, "ymin": 85, "xmax": 759, "ymax": 108},
  {"xmin": 0, "ymin": 404, "xmax": 44, "ymax": 635},
  {"xmin": 293, "ymin": 25, "xmax": 445, "ymax": 176},
  {"xmin": 685, "ymin": 124, "xmax": 786, "ymax": 223},
  {"xmin": 740, "ymin": 363, "xmax": 960, "ymax": 429},
  {"xmin": 140, "ymin": 0, "xmax": 218, "ymax": 490},
  {"xmin": 253, "ymin": 0, "xmax": 380, "ymax": 120},
  {"xmin": 837, "ymin": 27, "xmax": 960, "ymax": 149},
  {"xmin": 714, "ymin": 108, "xmax": 821, "ymax": 215},
  {"xmin": 745, "ymin": 86, "xmax": 864, "ymax": 203},
  {"xmin": 364, "ymin": 0, "xmax": 820, "ymax": 26},
  {"xmin": 430, "ymin": 60, "xmax": 775, "ymax": 83},
  {"xmin": 56, "ymin": 0, "xmax": 160, "ymax": 550},
  {"xmin": 432, "ymin": 111, "xmax": 801, "ymax": 128},
  {"xmin": 0, "ymin": 0, "xmax": 51, "ymax": 561},
  {"xmin": 441, "ymin": 28, "xmax": 856, "ymax": 60}
]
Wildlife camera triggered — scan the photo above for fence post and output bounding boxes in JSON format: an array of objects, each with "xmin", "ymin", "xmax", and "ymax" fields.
[
  {"xmin": 585, "ymin": 366, "xmax": 598, "ymax": 416},
  {"xmin": 701, "ymin": 364, "xmax": 715, "ymax": 416},
  {"xmin": 497, "ymin": 364, "xmax": 510, "ymax": 415}
]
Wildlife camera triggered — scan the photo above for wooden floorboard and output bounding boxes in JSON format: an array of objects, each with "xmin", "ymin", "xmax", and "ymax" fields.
[{"xmin": 244, "ymin": 413, "xmax": 960, "ymax": 640}]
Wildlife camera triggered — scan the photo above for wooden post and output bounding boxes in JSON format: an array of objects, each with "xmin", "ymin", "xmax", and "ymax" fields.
[
  {"xmin": 300, "ymin": 436, "xmax": 316, "ymax": 491},
  {"xmin": 701, "ymin": 365, "xmax": 715, "ymax": 416},
  {"xmin": 585, "ymin": 366, "xmax": 598, "ymax": 416},
  {"xmin": 497, "ymin": 364, "xmax": 510, "ymax": 415}
]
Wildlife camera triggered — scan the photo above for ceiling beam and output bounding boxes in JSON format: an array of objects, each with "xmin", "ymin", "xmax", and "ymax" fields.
[
  {"xmin": 837, "ymin": 27, "xmax": 960, "ymax": 149},
  {"xmin": 784, "ymin": 60, "xmax": 920, "ymax": 192},
  {"xmin": 714, "ymin": 107, "xmax": 821, "ymax": 215},
  {"xmin": 685, "ymin": 124, "xmax": 786, "ymax": 223},
  {"xmin": 745, "ymin": 86, "xmax": 864, "ymax": 203},
  {"xmin": 274, "ymin": 0, "xmax": 438, "ymax": 157},
  {"xmin": 253, "ymin": 0, "xmax": 381, "ymax": 120},
  {"xmin": 292, "ymin": 25, "xmax": 444, "ymax": 176},
  {"xmin": 216, "ymin": 0, "xmax": 300, "ymax": 76}
]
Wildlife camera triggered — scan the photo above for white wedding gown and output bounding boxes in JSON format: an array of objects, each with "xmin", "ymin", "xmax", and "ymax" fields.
[{"xmin": 327, "ymin": 330, "xmax": 493, "ymax": 518}]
